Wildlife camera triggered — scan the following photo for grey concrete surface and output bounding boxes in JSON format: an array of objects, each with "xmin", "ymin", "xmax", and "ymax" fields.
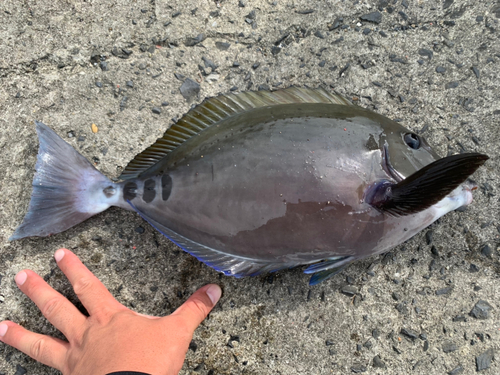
[{"xmin": 1, "ymin": 0, "xmax": 499, "ymax": 374}]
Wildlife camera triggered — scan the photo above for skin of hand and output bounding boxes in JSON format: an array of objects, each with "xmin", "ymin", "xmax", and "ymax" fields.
[{"xmin": 0, "ymin": 249, "xmax": 222, "ymax": 375}]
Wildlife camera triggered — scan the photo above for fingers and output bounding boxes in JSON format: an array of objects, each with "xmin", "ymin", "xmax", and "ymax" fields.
[
  {"xmin": 14, "ymin": 269, "xmax": 86, "ymax": 339},
  {"xmin": 170, "ymin": 284, "xmax": 221, "ymax": 333},
  {"xmin": 0, "ymin": 321, "xmax": 69, "ymax": 371},
  {"xmin": 54, "ymin": 249, "xmax": 124, "ymax": 320}
]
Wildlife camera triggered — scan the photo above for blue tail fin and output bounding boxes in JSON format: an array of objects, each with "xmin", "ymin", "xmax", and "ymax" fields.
[{"xmin": 10, "ymin": 122, "xmax": 117, "ymax": 240}]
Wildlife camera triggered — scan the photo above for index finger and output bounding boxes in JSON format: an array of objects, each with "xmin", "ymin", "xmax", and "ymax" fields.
[{"xmin": 54, "ymin": 249, "xmax": 125, "ymax": 320}]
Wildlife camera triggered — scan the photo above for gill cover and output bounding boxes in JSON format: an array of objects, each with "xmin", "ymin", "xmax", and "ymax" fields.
[{"xmin": 381, "ymin": 129, "xmax": 440, "ymax": 180}]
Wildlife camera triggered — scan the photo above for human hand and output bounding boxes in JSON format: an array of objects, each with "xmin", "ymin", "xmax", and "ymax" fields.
[{"xmin": 0, "ymin": 249, "xmax": 222, "ymax": 375}]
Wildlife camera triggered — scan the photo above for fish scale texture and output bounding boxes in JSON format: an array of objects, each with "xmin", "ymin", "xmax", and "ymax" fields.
[{"xmin": 1, "ymin": 1, "xmax": 499, "ymax": 375}]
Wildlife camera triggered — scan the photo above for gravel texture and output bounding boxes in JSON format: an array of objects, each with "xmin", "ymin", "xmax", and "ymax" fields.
[{"xmin": 1, "ymin": 0, "xmax": 500, "ymax": 374}]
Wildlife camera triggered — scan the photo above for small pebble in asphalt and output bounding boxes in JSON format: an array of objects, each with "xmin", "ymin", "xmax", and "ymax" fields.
[
  {"xmin": 341, "ymin": 285, "xmax": 358, "ymax": 296},
  {"xmin": 452, "ymin": 315, "xmax": 467, "ymax": 322},
  {"xmin": 469, "ymin": 264, "xmax": 480, "ymax": 273},
  {"xmin": 472, "ymin": 66, "xmax": 480, "ymax": 78},
  {"xmin": 442, "ymin": 341, "xmax": 458, "ymax": 353},
  {"xmin": 215, "ymin": 41, "xmax": 231, "ymax": 51},
  {"xmin": 180, "ymin": 78, "xmax": 200, "ymax": 101},
  {"xmin": 360, "ymin": 11, "xmax": 382, "ymax": 24},
  {"xmin": 470, "ymin": 300, "xmax": 493, "ymax": 320},
  {"xmin": 351, "ymin": 365, "xmax": 367, "ymax": 373},
  {"xmin": 425, "ymin": 230, "xmax": 433, "ymax": 244},
  {"xmin": 436, "ymin": 287, "xmax": 453, "ymax": 296},
  {"xmin": 401, "ymin": 328, "xmax": 418, "ymax": 341},
  {"xmin": 418, "ymin": 48, "xmax": 433, "ymax": 59},
  {"xmin": 448, "ymin": 365, "xmax": 463, "ymax": 375},
  {"xmin": 480, "ymin": 244, "xmax": 492, "ymax": 257},
  {"xmin": 476, "ymin": 348, "xmax": 494, "ymax": 371},
  {"xmin": 373, "ymin": 355, "xmax": 386, "ymax": 368}
]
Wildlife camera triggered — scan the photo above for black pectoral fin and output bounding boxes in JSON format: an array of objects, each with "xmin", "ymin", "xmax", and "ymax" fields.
[{"xmin": 368, "ymin": 153, "xmax": 489, "ymax": 216}]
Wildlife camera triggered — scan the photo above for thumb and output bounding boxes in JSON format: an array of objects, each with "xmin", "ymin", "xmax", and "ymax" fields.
[{"xmin": 170, "ymin": 284, "xmax": 222, "ymax": 333}]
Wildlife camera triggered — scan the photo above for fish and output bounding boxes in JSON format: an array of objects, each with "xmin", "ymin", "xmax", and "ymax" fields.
[{"xmin": 10, "ymin": 87, "xmax": 489, "ymax": 285}]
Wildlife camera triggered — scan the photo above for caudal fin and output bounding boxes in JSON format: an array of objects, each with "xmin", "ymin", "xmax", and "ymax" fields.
[{"xmin": 10, "ymin": 122, "xmax": 117, "ymax": 240}]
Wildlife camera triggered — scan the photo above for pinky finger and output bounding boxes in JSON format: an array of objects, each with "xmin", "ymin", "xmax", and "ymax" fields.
[{"xmin": 0, "ymin": 321, "xmax": 69, "ymax": 371}]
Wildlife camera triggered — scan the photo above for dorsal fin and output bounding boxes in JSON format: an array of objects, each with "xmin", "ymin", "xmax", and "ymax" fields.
[{"xmin": 119, "ymin": 87, "xmax": 352, "ymax": 180}]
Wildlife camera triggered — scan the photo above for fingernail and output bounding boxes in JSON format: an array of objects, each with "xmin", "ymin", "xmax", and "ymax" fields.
[
  {"xmin": 0, "ymin": 323, "xmax": 8, "ymax": 337},
  {"xmin": 206, "ymin": 285, "xmax": 222, "ymax": 305},
  {"xmin": 0, "ymin": 323, "xmax": 9, "ymax": 337},
  {"xmin": 15, "ymin": 271, "xmax": 27, "ymax": 286},
  {"xmin": 54, "ymin": 249, "xmax": 65, "ymax": 262}
]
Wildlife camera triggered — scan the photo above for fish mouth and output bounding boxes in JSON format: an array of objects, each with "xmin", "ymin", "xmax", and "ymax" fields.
[
  {"xmin": 433, "ymin": 178, "xmax": 477, "ymax": 212},
  {"xmin": 382, "ymin": 143, "xmax": 404, "ymax": 182},
  {"xmin": 459, "ymin": 179, "xmax": 478, "ymax": 206},
  {"xmin": 462, "ymin": 179, "xmax": 478, "ymax": 192}
]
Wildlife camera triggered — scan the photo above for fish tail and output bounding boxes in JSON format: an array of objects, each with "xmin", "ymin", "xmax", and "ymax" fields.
[{"xmin": 9, "ymin": 121, "xmax": 119, "ymax": 241}]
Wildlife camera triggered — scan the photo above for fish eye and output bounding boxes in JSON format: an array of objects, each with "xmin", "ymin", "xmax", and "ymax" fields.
[{"xmin": 404, "ymin": 133, "xmax": 421, "ymax": 149}]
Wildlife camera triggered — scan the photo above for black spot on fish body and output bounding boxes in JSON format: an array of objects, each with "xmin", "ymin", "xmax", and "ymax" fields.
[
  {"xmin": 143, "ymin": 179, "xmax": 156, "ymax": 203},
  {"xmin": 123, "ymin": 182, "xmax": 138, "ymax": 200},
  {"xmin": 365, "ymin": 134, "xmax": 379, "ymax": 151},
  {"xmin": 161, "ymin": 175, "xmax": 173, "ymax": 201}
]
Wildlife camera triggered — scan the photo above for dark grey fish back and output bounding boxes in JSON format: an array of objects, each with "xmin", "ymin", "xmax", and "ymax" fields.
[{"xmin": 119, "ymin": 87, "xmax": 352, "ymax": 180}]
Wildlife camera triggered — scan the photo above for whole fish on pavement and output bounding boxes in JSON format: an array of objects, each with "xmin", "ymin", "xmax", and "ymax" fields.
[{"xmin": 10, "ymin": 87, "xmax": 489, "ymax": 284}]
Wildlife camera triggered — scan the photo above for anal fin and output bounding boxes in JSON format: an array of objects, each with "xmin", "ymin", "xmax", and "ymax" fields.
[
  {"xmin": 127, "ymin": 201, "xmax": 298, "ymax": 278},
  {"xmin": 303, "ymin": 256, "xmax": 355, "ymax": 274},
  {"xmin": 309, "ymin": 266, "xmax": 349, "ymax": 286},
  {"xmin": 304, "ymin": 256, "xmax": 356, "ymax": 285}
]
